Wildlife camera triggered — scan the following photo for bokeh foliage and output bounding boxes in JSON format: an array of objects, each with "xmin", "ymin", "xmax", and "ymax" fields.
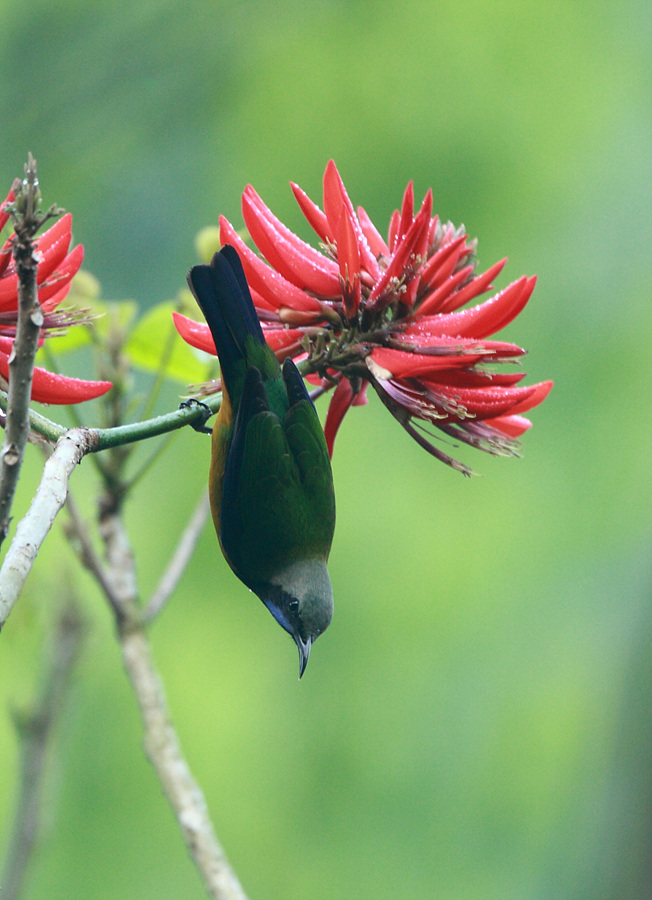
[{"xmin": 1, "ymin": 1, "xmax": 651, "ymax": 898}]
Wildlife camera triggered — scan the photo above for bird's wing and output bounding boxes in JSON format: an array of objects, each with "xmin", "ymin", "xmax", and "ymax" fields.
[
  {"xmin": 220, "ymin": 366, "xmax": 302, "ymax": 582},
  {"xmin": 282, "ymin": 359, "xmax": 336, "ymax": 550},
  {"xmin": 221, "ymin": 362, "xmax": 334, "ymax": 583}
]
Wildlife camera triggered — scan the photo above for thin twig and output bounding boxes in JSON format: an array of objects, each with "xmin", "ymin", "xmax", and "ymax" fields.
[
  {"xmin": 1, "ymin": 597, "xmax": 87, "ymax": 900},
  {"xmin": 0, "ymin": 156, "xmax": 49, "ymax": 545},
  {"xmin": 63, "ymin": 489, "xmax": 126, "ymax": 621},
  {"xmin": 97, "ymin": 502, "xmax": 139, "ymax": 604},
  {"xmin": 0, "ymin": 388, "xmax": 221, "ymax": 449},
  {"xmin": 143, "ymin": 490, "xmax": 210, "ymax": 622},
  {"xmin": 92, "ymin": 502, "xmax": 248, "ymax": 900},
  {"xmin": 0, "ymin": 427, "xmax": 98, "ymax": 631},
  {"xmin": 0, "ymin": 393, "xmax": 67, "ymax": 443},
  {"xmin": 119, "ymin": 623, "xmax": 249, "ymax": 900}
]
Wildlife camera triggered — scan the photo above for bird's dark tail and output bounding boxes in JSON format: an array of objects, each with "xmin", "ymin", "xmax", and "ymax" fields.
[{"xmin": 187, "ymin": 246, "xmax": 269, "ymax": 392}]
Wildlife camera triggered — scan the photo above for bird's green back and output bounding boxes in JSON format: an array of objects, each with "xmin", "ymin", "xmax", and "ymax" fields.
[{"xmin": 226, "ymin": 390, "xmax": 335, "ymax": 585}]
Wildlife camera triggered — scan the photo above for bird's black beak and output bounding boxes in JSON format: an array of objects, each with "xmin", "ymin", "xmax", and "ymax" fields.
[{"xmin": 295, "ymin": 635, "xmax": 312, "ymax": 679}]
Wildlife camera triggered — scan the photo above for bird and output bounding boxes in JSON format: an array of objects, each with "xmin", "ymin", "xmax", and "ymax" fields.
[{"xmin": 186, "ymin": 245, "xmax": 336, "ymax": 677}]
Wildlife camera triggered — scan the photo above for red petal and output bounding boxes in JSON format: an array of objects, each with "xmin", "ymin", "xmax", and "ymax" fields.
[
  {"xmin": 0, "ymin": 235, "xmax": 13, "ymax": 278},
  {"xmin": 371, "ymin": 343, "xmax": 492, "ymax": 377},
  {"xmin": 337, "ymin": 208, "xmax": 361, "ymax": 318},
  {"xmin": 416, "ymin": 265, "xmax": 474, "ymax": 317},
  {"xmin": 243, "ymin": 186, "xmax": 341, "ymax": 297},
  {"xmin": 408, "ymin": 275, "xmax": 536, "ymax": 340},
  {"xmin": 501, "ymin": 379, "xmax": 553, "ymax": 415},
  {"xmin": 356, "ymin": 205, "xmax": 389, "ymax": 258},
  {"xmin": 37, "ymin": 243, "xmax": 84, "ymax": 305},
  {"xmin": 387, "ymin": 209, "xmax": 401, "ymax": 252},
  {"xmin": 352, "ymin": 381, "xmax": 370, "ymax": 407},
  {"xmin": 172, "ymin": 312, "xmax": 217, "ymax": 355},
  {"xmin": 323, "ymin": 376, "xmax": 354, "ymax": 457},
  {"xmin": 219, "ymin": 218, "xmax": 323, "ymax": 314},
  {"xmin": 35, "ymin": 214, "xmax": 73, "ymax": 284},
  {"xmin": 175, "ymin": 313, "xmax": 306, "ymax": 362},
  {"xmin": 421, "ymin": 369, "xmax": 526, "ymax": 388},
  {"xmin": 367, "ymin": 202, "xmax": 434, "ymax": 311},
  {"xmin": 438, "ymin": 258, "xmax": 507, "ymax": 315},
  {"xmin": 483, "ymin": 414, "xmax": 532, "ymax": 437},
  {"xmin": 413, "ymin": 190, "xmax": 433, "ymax": 262},
  {"xmin": 426, "ymin": 214, "xmax": 440, "ymax": 248},
  {"xmin": 261, "ymin": 327, "xmax": 304, "ymax": 357},
  {"xmin": 422, "ymin": 382, "xmax": 539, "ymax": 420},
  {"xmin": 250, "ymin": 286, "xmax": 279, "ymax": 314},
  {"xmin": 393, "ymin": 332, "xmax": 525, "ymax": 359},
  {"xmin": 0, "ymin": 347, "xmax": 112, "ymax": 404},
  {"xmin": 398, "ymin": 181, "xmax": 414, "ymax": 238},
  {"xmin": 322, "ymin": 160, "xmax": 349, "ymax": 238},
  {"xmin": 0, "ymin": 271, "xmax": 18, "ymax": 309},
  {"xmin": 31, "ymin": 369, "xmax": 112, "ymax": 404},
  {"xmin": 40, "ymin": 282, "xmax": 76, "ymax": 312},
  {"xmin": 0, "ymin": 188, "xmax": 15, "ymax": 233},
  {"xmin": 420, "ymin": 234, "xmax": 469, "ymax": 291},
  {"xmin": 0, "ymin": 216, "xmax": 77, "ymax": 310},
  {"xmin": 322, "ymin": 161, "xmax": 380, "ymax": 280},
  {"xmin": 291, "ymin": 182, "xmax": 330, "ymax": 243}
]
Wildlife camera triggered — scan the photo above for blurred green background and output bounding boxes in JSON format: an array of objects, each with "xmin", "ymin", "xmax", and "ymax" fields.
[{"xmin": 1, "ymin": 0, "xmax": 651, "ymax": 898}]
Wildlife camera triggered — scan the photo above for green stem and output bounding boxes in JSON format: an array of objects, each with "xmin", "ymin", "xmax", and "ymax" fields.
[
  {"xmin": 94, "ymin": 397, "xmax": 220, "ymax": 450},
  {"xmin": 0, "ymin": 391, "xmax": 222, "ymax": 451}
]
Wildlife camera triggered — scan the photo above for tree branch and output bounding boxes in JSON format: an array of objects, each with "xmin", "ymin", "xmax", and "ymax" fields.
[
  {"xmin": 119, "ymin": 622, "xmax": 249, "ymax": 900},
  {"xmin": 0, "ymin": 156, "xmax": 52, "ymax": 546},
  {"xmin": 90, "ymin": 500, "xmax": 249, "ymax": 900},
  {"xmin": 0, "ymin": 388, "xmax": 221, "ymax": 449},
  {"xmin": 0, "ymin": 414, "xmax": 249, "ymax": 897},
  {"xmin": 0, "ymin": 399, "xmax": 216, "ymax": 633},
  {"xmin": 63, "ymin": 488, "xmax": 126, "ymax": 621},
  {"xmin": 0, "ymin": 427, "xmax": 98, "ymax": 631},
  {"xmin": 143, "ymin": 490, "xmax": 210, "ymax": 622}
]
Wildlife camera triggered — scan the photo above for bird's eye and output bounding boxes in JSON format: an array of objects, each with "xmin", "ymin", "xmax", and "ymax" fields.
[{"xmin": 288, "ymin": 599, "xmax": 299, "ymax": 613}]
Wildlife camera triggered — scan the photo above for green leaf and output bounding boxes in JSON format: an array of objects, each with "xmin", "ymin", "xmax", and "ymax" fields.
[{"xmin": 125, "ymin": 300, "xmax": 214, "ymax": 385}]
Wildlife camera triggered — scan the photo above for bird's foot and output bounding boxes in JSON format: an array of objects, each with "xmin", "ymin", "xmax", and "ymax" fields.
[{"xmin": 180, "ymin": 398, "xmax": 213, "ymax": 434}]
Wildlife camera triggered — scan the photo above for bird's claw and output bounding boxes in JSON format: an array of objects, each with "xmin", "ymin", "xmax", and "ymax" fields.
[{"xmin": 180, "ymin": 398, "xmax": 213, "ymax": 434}]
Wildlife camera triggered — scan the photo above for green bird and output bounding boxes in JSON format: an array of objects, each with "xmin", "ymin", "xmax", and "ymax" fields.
[{"xmin": 187, "ymin": 245, "xmax": 336, "ymax": 677}]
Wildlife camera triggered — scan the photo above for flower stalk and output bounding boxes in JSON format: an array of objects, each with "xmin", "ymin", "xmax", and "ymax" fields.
[{"xmin": 119, "ymin": 622, "xmax": 249, "ymax": 900}]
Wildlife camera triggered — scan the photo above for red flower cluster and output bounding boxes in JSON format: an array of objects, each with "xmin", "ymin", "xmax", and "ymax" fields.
[
  {"xmin": 0, "ymin": 186, "xmax": 111, "ymax": 404},
  {"xmin": 175, "ymin": 161, "xmax": 551, "ymax": 473}
]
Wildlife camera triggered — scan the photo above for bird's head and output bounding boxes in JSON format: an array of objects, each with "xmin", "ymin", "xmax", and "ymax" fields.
[{"xmin": 255, "ymin": 559, "xmax": 333, "ymax": 678}]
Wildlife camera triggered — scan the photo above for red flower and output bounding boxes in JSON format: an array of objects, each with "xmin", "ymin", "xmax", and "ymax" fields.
[
  {"xmin": 175, "ymin": 161, "xmax": 552, "ymax": 473},
  {"xmin": 0, "ymin": 187, "xmax": 111, "ymax": 404}
]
